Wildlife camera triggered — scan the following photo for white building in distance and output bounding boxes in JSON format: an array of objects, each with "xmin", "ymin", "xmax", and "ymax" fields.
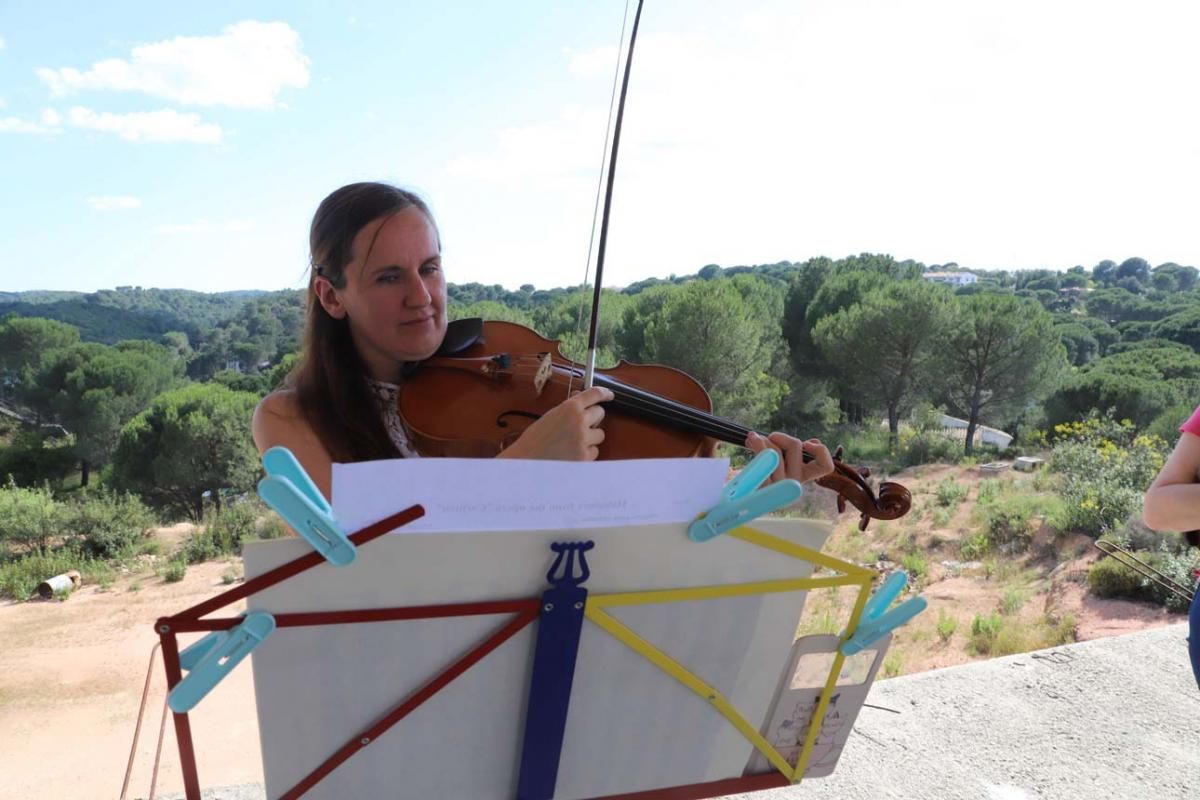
[{"xmin": 923, "ymin": 271, "xmax": 978, "ymax": 286}]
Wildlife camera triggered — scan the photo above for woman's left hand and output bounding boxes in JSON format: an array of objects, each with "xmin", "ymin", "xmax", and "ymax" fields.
[{"xmin": 746, "ymin": 431, "xmax": 834, "ymax": 484}]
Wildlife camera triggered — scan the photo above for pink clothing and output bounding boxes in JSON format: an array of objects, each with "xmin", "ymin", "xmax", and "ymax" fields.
[{"xmin": 1182, "ymin": 405, "xmax": 1200, "ymax": 437}]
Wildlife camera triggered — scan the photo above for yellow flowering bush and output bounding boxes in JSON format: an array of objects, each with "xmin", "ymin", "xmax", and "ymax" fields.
[{"xmin": 1047, "ymin": 412, "xmax": 1168, "ymax": 537}]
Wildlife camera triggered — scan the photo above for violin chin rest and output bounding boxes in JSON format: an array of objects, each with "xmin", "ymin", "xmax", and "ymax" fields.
[{"xmin": 436, "ymin": 317, "xmax": 484, "ymax": 356}]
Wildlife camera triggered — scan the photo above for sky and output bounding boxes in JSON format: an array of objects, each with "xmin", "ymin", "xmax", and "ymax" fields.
[{"xmin": 2, "ymin": 0, "xmax": 1200, "ymax": 294}]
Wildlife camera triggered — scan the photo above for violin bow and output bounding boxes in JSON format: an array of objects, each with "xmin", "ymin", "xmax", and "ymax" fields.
[{"xmin": 581, "ymin": 0, "xmax": 646, "ymax": 391}]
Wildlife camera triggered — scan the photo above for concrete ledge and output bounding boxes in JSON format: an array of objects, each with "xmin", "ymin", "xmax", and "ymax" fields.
[{"xmin": 726, "ymin": 624, "xmax": 1199, "ymax": 800}]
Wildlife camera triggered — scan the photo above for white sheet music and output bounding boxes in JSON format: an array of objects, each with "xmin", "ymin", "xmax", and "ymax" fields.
[
  {"xmin": 246, "ymin": 458, "xmax": 832, "ymax": 800},
  {"xmin": 331, "ymin": 457, "xmax": 730, "ymax": 533}
]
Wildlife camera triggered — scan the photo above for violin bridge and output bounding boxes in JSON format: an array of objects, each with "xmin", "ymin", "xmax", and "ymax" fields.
[{"xmin": 533, "ymin": 353, "xmax": 553, "ymax": 396}]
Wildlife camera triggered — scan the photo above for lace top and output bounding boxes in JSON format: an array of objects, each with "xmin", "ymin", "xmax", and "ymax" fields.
[{"xmin": 366, "ymin": 379, "xmax": 421, "ymax": 458}]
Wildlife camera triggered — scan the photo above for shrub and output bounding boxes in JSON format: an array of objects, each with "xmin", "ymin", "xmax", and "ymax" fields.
[
  {"xmin": 61, "ymin": 489, "xmax": 156, "ymax": 559},
  {"xmin": 883, "ymin": 652, "xmax": 903, "ymax": 678},
  {"xmin": 900, "ymin": 553, "xmax": 928, "ymax": 580},
  {"xmin": 960, "ymin": 532, "xmax": 990, "ymax": 561},
  {"xmin": 1031, "ymin": 469, "xmax": 1058, "ymax": 493},
  {"xmin": 1047, "ymin": 412, "xmax": 1168, "ymax": 538},
  {"xmin": 181, "ymin": 500, "xmax": 262, "ymax": 564},
  {"xmin": 161, "ymin": 558, "xmax": 187, "ymax": 583},
  {"xmin": 828, "ymin": 424, "xmax": 894, "ymax": 466},
  {"xmin": 897, "ymin": 404, "xmax": 962, "ymax": 467},
  {"xmin": 1089, "ymin": 551, "xmax": 1199, "ymax": 612},
  {"xmin": 969, "ymin": 613, "xmax": 1005, "ymax": 654},
  {"xmin": 255, "ymin": 516, "xmax": 288, "ymax": 540},
  {"xmin": 1088, "ymin": 556, "xmax": 1148, "ymax": 599},
  {"xmin": 936, "ymin": 610, "xmax": 958, "ymax": 642},
  {"xmin": 0, "ymin": 550, "xmax": 113, "ymax": 601},
  {"xmin": 1105, "ymin": 518, "xmax": 1178, "ymax": 553},
  {"xmin": 0, "ymin": 480, "xmax": 60, "ymax": 552},
  {"xmin": 982, "ymin": 498, "xmax": 1036, "ymax": 553},
  {"xmin": 1000, "ymin": 586, "xmax": 1026, "ymax": 615},
  {"xmin": 899, "ymin": 432, "xmax": 960, "ymax": 467},
  {"xmin": 1042, "ymin": 613, "xmax": 1077, "ymax": 647},
  {"xmin": 935, "ymin": 479, "xmax": 967, "ymax": 508},
  {"xmin": 0, "ymin": 433, "xmax": 78, "ymax": 489}
]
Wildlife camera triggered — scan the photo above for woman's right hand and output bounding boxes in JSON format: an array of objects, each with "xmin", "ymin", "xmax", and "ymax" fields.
[{"xmin": 498, "ymin": 386, "xmax": 613, "ymax": 460}]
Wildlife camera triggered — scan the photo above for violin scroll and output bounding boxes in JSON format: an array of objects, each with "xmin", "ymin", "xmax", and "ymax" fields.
[{"xmin": 816, "ymin": 452, "xmax": 912, "ymax": 531}]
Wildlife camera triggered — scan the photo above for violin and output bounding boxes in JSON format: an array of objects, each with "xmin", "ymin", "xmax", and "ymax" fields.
[{"xmin": 398, "ymin": 318, "xmax": 912, "ymax": 530}]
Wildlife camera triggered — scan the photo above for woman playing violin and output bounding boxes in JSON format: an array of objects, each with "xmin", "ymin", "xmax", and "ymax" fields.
[{"xmin": 252, "ymin": 181, "xmax": 834, "ymax": 500}]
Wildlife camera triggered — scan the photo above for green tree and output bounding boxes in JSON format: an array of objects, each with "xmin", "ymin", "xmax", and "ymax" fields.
[
  {"xmin": 813, "ymin": 281, "xmax": 953, "ymax": 446},
  {"xmin": 448, "ymin": 300, "xmax": 535, "ymax": 327},
  {"xmin": 1116, "ymin": 257, "xmax": 1152, "ymax": 285},
  {"xmin": 160, "ymin": 330, "xmax": 193, "ymax": 362},
  {"xmin": 531, "ymin": 289, "xmax": 631, "ymax": 365},
  {"xmin": 265, "ymin": 352, "xmax": 300, "ymax": 393},
  {"xmin": 0, "ymin": 316, "xmax": 80, "ymax": 414},
  {"xmin": 1150, "ymin": 308, "xmax": 1200, "ymax": 351},
  {"xmin": 1152, "ymin": 262, "xmax": 1199, "ymax": 293},
  {"xmin": 0, "ymin": 315, "xmax": 80, "ymax": 375},
  {"xmin": 624, "ymin": 278, "xmax": 787, "ymax": 427},
  {"xmin": 1054, "ymin": 321, "xmax": 1100, "ymax": 366},
  {"xmin": 1076, "ymin": 316, "xmax": 1120, "ymax": 356},
  {"xmin": 616, "ymin": 285, "xmax": 675, "ymax": 364},
  {"xmin": 1092, "ymin": 259, "xmax": 1118, "ymax": 286},
  {"xmin": 112, "ymin": 384, "xmax": 261, "ymax": 520},
  {"xmin": 937, "ymin": 296, "xmax": 1066, "ymax": 454},
  {"xmin": 1042, "ymin": 341, "xmax": 1200, "ymax": 429},
  {"xmin": 33, "ymin": 342, "xmax": 180, "ymax": 485}
]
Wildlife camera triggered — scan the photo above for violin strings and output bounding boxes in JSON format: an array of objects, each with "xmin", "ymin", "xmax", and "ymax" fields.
[
  {"xmin": 503, "ymin": 356, "xmax": 746, "ymax": 440},
  {"xmin": 499, "ymin": 358, "xmax": 746, "ymax": 442},
  {"xmin": 499, "ymin": 356, "xmax": 821, "ymax": 464},
  {"xmin": 534, "ymin": 362, "xmax": 751, "ymax": 443}
]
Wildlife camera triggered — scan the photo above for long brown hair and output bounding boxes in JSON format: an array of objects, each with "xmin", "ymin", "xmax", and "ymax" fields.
[{"xmin": 291, "ymin": 182, "xmax": 438, "ymax": 462}]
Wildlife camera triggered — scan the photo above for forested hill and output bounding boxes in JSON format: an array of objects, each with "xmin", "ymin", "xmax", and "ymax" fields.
[{"xmin": 0, "ymin": 287, "xmax": 274, "ymax": 343}]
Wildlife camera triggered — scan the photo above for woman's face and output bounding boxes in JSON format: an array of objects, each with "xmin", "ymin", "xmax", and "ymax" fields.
[{"xmin": 315, "ymin": 207, "xmax": 448, "ymax": 381}]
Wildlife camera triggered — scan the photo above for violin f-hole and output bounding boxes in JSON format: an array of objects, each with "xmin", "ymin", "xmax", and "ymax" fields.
[{"xmin": 496, "ymin": 410, "xmax": 542, "ymax": 429}]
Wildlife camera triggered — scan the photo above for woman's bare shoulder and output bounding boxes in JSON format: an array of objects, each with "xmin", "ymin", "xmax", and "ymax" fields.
[
  {"xmin": 252, "ymin": 388, "xmax": 334, "ymax": 499},
  {"xmin": 252, "ymin": 390, "xmax": 309, "ymax": 452},
  {"xmin": 256, "ymin": 388, "xmax": 301, "ymax": 419}
]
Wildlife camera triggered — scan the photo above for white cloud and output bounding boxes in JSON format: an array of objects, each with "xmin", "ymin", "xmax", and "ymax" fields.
[
  {"xmin": 0, "ymin": 35, "xmax": 7, "ymax": 51},
  {"xmin": 37, "ymin": 21, "xmax": 309, "ymax": 109},
  {"xmin": 40, "ymin": 108, "xmax": 60, "ymax": 126},
  {"xmin": 0, "ymin": 115, "xmax": 59, "ymax": 135},
  {"xmin": 567, "ymin": 45, "xmax": 619, "ymax": 78},
  {"xmin": 448, "ymin": 104, "xmax": 608, "ymax": 184},
  {"xmin": 156, "ymin": 219, "xmax": 253, "ymax": 235},
  {"xmin": 66, "ymin": 106, "xmax": 222, "ymax": 143},
  {"xmin": 87, "ymin": 196, "xmax": 141, "ymax": 210}
]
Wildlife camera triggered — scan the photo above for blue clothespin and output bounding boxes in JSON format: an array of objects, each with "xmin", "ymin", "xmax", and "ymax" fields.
[
  {"xmin": 840, "ymin": 570, "xmax": 927, "ymax": 656},
  {"xmin": 688, "ymin": 449, "xmax": 803, "ymax": 542},
  {"xmin": 169, "ymin": 612, "xmax": 276, "ymax": 713},
  {"xmin": 257, "ymin": 446, "xmax": 356, "ymax": 566}
]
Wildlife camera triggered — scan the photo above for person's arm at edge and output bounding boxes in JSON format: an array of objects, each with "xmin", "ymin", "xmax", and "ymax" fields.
[{"xmin": 1143, "ymin": 431, "xmax": 1200, "ymax": 532}]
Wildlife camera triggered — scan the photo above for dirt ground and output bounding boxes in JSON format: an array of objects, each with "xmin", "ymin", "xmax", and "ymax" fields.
[
  {"xmin": 1, "ymin": 475, "xmax": 1190, "ymax": 799},
  {"xmin": 0, "ymin": 557, "xmax": 260, "ymax": 800}
]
